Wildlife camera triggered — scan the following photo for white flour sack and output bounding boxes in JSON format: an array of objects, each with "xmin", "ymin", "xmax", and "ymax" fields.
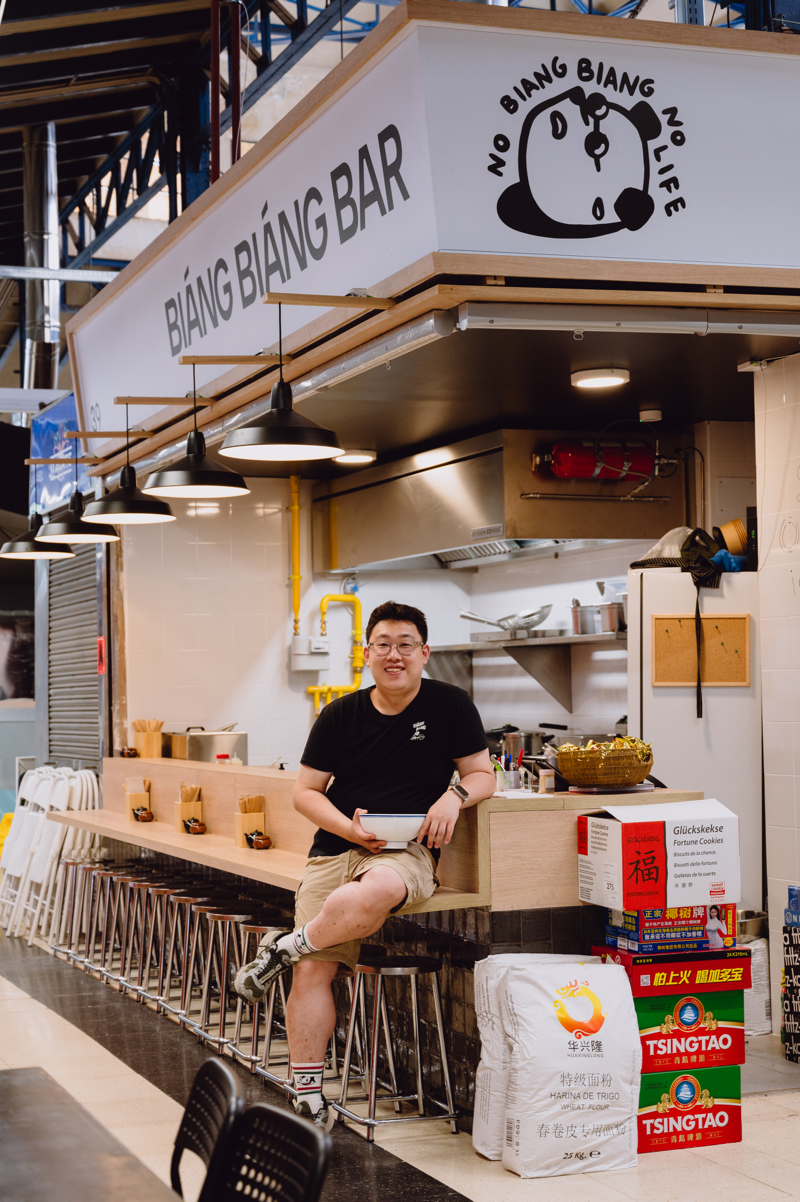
[
  {"xmin": 499, "ymin": 962, "xmax": 641, "ymax": 1178},
  {"xmin": 473, "ymin": 954, "xmax": 600, "ymax": 1160}
]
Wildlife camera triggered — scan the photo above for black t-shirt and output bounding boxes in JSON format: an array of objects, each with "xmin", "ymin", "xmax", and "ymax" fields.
[{"xmin": 300, "ymin": 679, "xmax": 487, "ymax": 859}]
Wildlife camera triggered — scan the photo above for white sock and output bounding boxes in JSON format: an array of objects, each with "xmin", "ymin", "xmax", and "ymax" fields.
[
  {"xmin": 275, "ymin": 924, "xmax": 319, "ymax": 961},
  {"xmin": 292, "ymin": 1061, "xmax": 325, "ymax": 1113}
]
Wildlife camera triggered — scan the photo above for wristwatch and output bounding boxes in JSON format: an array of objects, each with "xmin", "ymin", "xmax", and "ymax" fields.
[{"xmin": 449, "ymin": 783, "xmax": 470, "ymax": 805}]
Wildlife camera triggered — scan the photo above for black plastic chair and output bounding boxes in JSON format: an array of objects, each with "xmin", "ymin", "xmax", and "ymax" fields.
[
  {"xmin": 171, "ymin": 1056, "xmax": 244, "ymax": 1197},
  {"xmin": 200, "ymin": 1101, "xmax": 331, "ymax": 1202}
]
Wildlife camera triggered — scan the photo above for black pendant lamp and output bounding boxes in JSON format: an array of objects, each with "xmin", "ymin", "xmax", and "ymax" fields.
[
  {"xmin": 1, "ymin": 468, "xmax": 75, "ymax": 560},
  {"xmin": 218, "ymin": 305, "xmax": 344, "ymax": 463},
  {"xmin": 83, "ymin": 403, "xmax": 175, "ymax": 526},
  {"xmin": 39, "ymin": 447, "xmax": 120, "ymax": 544},
  {"xmin": 0, "ymin": 513, "xmax": 76, "ymax": 560},
  {"xmin": 143, "ymin": 367, "xmax": 250, "ymax": 498}
]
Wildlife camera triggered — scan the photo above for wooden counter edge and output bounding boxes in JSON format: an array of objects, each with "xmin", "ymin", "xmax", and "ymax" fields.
[{"xmin": 46, "ymin": 810, "xmax": 490, "ymax": 910}]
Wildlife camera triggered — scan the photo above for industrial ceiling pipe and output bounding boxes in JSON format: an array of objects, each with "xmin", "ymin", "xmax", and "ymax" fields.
[
  {"xmin": 22, "ymin": 123, "xmax": 60, "ymax": 389},
  {"xmin": 210, "ymin": 0, "xmax": 221, "ymax": 183},
  {"xmin": 229, "ymin": 1, "xmax": 242, "ymax": 167}
]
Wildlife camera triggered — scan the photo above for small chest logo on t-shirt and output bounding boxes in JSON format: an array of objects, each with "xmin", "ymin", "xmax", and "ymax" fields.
[{"xmin": 410, "ymin": 720, "xmax": 426, "ymax": 742}]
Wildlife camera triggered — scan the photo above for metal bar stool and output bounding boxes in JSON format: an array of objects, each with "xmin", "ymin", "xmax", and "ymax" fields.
[
  {"xmin": 333, "ymin": 955, "xmax": 458, "ymax": 1141},
  {"xmin": 97, "ymin": 870, "xmax": 149, "ymax": 984},
  {"xmin": 157, "ymin": 892, "xmax": 217, "ymax": 1017},
  {"xmin": 82, "ymin": 863, "xmax": 131, "ymax": 974},
  {"xmin": 113, "ymin": 872, "xmax": 163, "ymax": 991},
  {"xmin": 190, "ymin": 909, "xmax": 256, "ymax": 1050},
  {"xmin": 175, "ymin": 897, "xmax": 240, "ymax": 1029},
  {"xmin": 231, "ymin": 919, "xmax": 291, "ymax": 1075},
  {"xmin": 65, "ymin": 862, "xmax": 99, "ymax": 965},
  {"xmin": 49, "ymin": 858, "xmax": 83, "ymax": 957},
  {"xmin": 130, "ymin": 875, "xmax": 199, "ymax": 1004},
  {"xmin": 106, "ymin": 870, "xmax": 167, "ymax": 988},
  {"xmin": 136, "ymin": 883, "xmax": 197, "ymax": 1005},
  {"xmin": 121, "ymin": 877, "xmax": 175, "ymax": 998}
]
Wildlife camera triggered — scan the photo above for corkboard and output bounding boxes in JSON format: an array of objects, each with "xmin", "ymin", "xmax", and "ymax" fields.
[{"xmin": 652, "ymin": 613, "xmax": 750, "ymax": 687}]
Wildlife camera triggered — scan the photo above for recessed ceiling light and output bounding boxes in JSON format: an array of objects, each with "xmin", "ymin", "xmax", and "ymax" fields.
[
  {"xmin": 334, "ymin": 449, "xmax": 376, "ymax": 465},
  {"xmin": 639, "ymin": 402, "xmax": 662, "ymax": 422},
  {"xmin": 571, "ymin": 368, "xmax": 630, "ymax": 389}
]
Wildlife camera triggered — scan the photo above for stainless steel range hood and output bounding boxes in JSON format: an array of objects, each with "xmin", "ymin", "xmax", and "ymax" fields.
[{"xmin": 311, "ymin": 429, "xmax": 688, "ymax": 573}]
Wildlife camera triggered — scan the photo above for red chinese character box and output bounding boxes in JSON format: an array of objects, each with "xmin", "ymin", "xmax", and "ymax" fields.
[{"xmin": 578, "ymin": 800, "xmax": 740, "ymax": 911}]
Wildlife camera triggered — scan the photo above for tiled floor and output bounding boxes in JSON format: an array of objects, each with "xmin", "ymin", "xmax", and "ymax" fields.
[{"xmin": 4, "ymin": 932, "xmax": 800, "ymax": 1201}]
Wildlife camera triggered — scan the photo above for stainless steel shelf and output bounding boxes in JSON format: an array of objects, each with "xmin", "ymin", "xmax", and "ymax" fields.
[
  {"xmin": 426, "ymin": 631, "xmax": 628, "ymax": 713},
  {"xmin": 430, "ymin": 632, "xmax": 627, "ymax": 653}
]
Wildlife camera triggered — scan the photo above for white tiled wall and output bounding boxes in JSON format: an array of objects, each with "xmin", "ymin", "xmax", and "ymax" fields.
[
  {"xmin": 122, "ymin": 479, "xmax": 471, "ymax": 768},
  {"xmin": 122, "ymin": 479, "xmax": 649, "ymax": 768},
  {"xmin": 755, "ymin": 352, "xmax": 800, "ymax": 1029}
]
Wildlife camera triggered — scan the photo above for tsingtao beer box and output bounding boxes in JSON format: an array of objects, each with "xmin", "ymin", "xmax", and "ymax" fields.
[
  {"xmin": 638, "ymin": 1065, "xmax": 742, "ymax": 1152},
  {"xmin": 593, "ymin": 947, "xmax": 752, "ymax": 997},
  {"xmin": 578, "ymin": 800, "xmax": 741, "ymax": 911},
  {"xmin": 634, "ymin": 991, "xmax": 745, "ymax": 1073}
]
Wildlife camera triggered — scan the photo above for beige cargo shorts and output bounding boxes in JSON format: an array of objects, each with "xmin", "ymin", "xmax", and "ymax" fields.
[{"xmin": 293, "ymin": 841, "xmax": 439, "ymax": 971}]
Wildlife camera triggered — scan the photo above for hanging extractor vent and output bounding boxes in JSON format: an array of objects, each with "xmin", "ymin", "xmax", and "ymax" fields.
[{"xmin": 311, "ymin": 429, "xmax": 688, "ymax": 572}]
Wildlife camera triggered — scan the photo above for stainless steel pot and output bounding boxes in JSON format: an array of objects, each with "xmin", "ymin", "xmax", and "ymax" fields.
[
  {"xmin": 736, "ymin": 909, "xmax": 767, "ymax": 943},
  {"xmin": 571, "ymin": 599, "xmax": 626, "ymax": 635},
  {"xmin": 161, "ymin": 727, "xmax": 248, "ymax": 764},
  {"xmin": 485, "ymin": 726, "xmax": 545, "ymax": 758}
]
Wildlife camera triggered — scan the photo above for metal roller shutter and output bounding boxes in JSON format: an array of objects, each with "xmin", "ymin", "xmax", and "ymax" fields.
[{"xmin": 48, "ymin": 544, "xmax": 100, "ymax": 766}]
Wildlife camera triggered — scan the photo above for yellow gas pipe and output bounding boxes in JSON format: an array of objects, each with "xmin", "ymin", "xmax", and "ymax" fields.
[
  {"xmin": 289, "ymin": 475, "xmax": 301, "ymax": 636},
  {"xmin": 307, "ymin": 593, "xmax": 364, "ymax": 712}
]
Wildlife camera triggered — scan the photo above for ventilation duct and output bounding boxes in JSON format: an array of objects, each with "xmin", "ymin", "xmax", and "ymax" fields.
[
  {"xmin": 311, "ymin": 429, "xmax": 688, "ymax": 572},
  {"xmin": 22, "ymin": 123, "xmax": 60, "ymax": 389}
]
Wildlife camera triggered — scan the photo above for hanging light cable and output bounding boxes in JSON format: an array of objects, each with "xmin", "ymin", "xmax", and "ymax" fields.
[
  {"xmin": 39, "ymin": 438, "xmax": 120, "ymax": 543},
  {"xmin": 218, "ymin": 304, "xmax": 344, "ymax": 462},
  {"xmin": 143, "ymin": 365, "xmax": 250, "ymax": 498},
  {"xmin": 83, "ymin": 403, "xmax": 175, "ymax": 525},
  {"xmin": 0, "ymin": 466, "xmax": 75, "ymax": 560}
]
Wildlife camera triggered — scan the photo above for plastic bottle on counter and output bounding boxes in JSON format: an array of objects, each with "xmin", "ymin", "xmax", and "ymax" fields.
[
  {"xmin": 216, "ymin": 753, "xmax": 231, "ymax": 766},
  {"xmin": 229, "ymin": 753, "xmax": 242, "ymax": 766},
  {"xmin": 538, "ymin": 767, "xmax": 555, "ymax": 794}
]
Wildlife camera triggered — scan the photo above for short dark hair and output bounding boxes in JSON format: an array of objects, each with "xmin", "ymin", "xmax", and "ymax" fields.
[{"xmin": 366, "ymin": 601, "xmax": 428, "ymax": 645}]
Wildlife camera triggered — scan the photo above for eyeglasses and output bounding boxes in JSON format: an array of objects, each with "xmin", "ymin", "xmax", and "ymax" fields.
[{"xmin": 366, "ymin": 640, "xmax": 425, "ymax": 657}]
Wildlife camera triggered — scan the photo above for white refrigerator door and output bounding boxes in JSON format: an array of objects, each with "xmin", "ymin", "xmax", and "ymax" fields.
[{"xmin": 627, "ymin": 568, "xmax": 761, "ymax": 909}]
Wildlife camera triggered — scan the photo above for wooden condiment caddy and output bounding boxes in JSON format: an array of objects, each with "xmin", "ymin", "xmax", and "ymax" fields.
[
  {"xmin": 235, "ymin": 794, "xmax": 266, "ymax": 848},
  {"xmin": 124, "ymin": 776, "xmax": 151, "ymax": 821},
  {"xmin": 175, "ymin": 783, "xmax": 203, "ymax": 832}
]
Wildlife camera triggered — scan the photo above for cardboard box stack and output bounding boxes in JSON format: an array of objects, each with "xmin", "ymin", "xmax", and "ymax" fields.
[
  {"xmin": 579, "ymin": 799, "xmax": 746, "ymax": 1152},
  {"xmin": 606, "ymin": 904, "xmax": 737, "ymax": 954}
]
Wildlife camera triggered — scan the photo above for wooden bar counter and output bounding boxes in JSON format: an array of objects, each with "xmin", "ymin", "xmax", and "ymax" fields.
[{"xmin": 48, "ymin": 758, "xmax": 702, "ymax": 913}]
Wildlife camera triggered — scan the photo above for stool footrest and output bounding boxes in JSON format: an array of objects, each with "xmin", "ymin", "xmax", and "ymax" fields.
[{"xmin": 332, "ymin": 1103, "xmax": 458, "ymax": 1129}]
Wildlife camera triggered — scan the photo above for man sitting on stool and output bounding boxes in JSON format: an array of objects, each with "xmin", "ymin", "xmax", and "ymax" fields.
[{"xmin": 234, "ymin": 600, "xmax": 495, "ymax": 1129}]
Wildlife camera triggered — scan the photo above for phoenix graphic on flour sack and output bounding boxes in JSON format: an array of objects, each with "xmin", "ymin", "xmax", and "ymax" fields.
[
  {"xmin": 498, "ymin": 86, "xmax": 662, "ymax": 239},
  {"xmin": 553, "ymin": 980, "xmax": 607, "ymax": 1038}
]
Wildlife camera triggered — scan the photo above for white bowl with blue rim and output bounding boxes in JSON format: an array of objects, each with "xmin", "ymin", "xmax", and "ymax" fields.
[{"xmin": 361, "ymin": 814, "xmax": 426, "ymax": 849}]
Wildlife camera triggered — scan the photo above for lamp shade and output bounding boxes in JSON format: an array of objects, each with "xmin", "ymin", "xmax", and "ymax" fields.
[
  {"xmin": 83, "ymin": 464, "xmax": 175, "ymax": 525},
  {"xmin": 143, "ymin": 430, "xmax": 250, "ymax": 498},
  {"xmin": 38, "ymin": 490, "xmax": 120, "ymax": 543},
  {"xmin": 0, "ymin": 513, "xmax": 76, "ymax": 560},
  {"xmin": 218, "ymin": 380, "xmax": 344, "ymax": 462}
]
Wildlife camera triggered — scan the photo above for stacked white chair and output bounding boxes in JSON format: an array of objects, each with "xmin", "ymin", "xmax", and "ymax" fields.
[{"xmin": 0, "ymin": 765, "xmax": 103, "ymax": 947}]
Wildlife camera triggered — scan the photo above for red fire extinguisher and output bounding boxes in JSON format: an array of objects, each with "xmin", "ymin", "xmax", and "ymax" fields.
[{"xmin": 542, "ymin": 440, "xmax": 656, "ymax": 481}]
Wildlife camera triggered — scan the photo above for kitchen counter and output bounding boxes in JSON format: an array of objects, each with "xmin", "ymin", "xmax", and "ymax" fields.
[{"xmin": 48, "ymin": 758, "xmax": 702, "ymax": 912}]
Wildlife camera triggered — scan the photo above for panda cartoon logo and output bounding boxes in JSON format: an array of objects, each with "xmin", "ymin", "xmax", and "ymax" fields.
[{"xmin": 497, "ymin": 86, "xmax": 662, "ymax": 239}]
